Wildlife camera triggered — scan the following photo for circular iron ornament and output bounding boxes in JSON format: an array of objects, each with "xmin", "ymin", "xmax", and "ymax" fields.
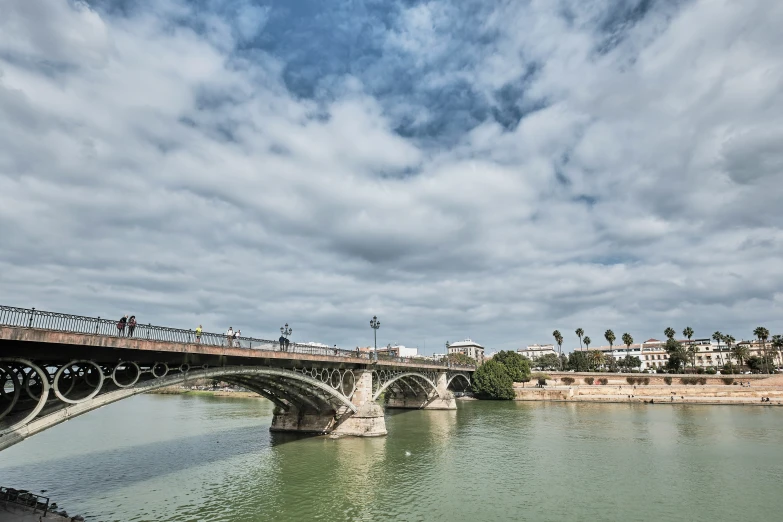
[
  {"xmin": 330, "ymin": 370, "xmax": 341, "ymax": 389},
  {"xmin": 53, "ymin": 360, "xmax": 105, "ymax": 405},
  {"xmin": 340, "ymin": 370, "xmax": 356, "ymax": 398},
  {"xmin": 0, "ymin": 364, "xmax": 21, "ymax": 421},
  {"xmin": 151, "ymin": 362, "xmax": 169, "ymax": 379},
  {"xmin": 178, "ymin": 363, "xmax": 190, "ymax": 374},
  {"xmin": 111, "ymin": 361, "xmax": 141, "ymax": 388},
  {"xmin": 53, "ymin": 366, "xmax": 77, "ymax": 398},
  {"xmin": 0, "ymin": 359, "xmax": 51, "ymax": 436}
]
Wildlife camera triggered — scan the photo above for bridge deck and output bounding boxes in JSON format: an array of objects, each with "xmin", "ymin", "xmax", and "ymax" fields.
[{"xmin": 0, "ymin": 326, "xmax": 472, "ymax": 371}]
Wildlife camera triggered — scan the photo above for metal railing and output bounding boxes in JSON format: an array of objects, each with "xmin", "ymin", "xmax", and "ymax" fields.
[
  {"xmin": 0, "ymin": 305, "xmax": 475, "ymax": 370},
  {"xmin": 0, "ymin": 487, "xmax": 49, "ymax": 515}
]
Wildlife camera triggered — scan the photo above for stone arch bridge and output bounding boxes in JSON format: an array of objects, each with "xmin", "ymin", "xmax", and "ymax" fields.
[{"xmin": 0, "ymin": 306, "xmax": 474, "ymax": 452}]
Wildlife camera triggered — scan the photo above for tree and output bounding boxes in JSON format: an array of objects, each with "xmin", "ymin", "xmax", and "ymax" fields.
[
  {"xmin": 683, "ymin": 327, "xmax": 695, "ymax": 368},
  {"xmin": 552, "ymin": 330, "xmax": 564, "ymax": 370},
  {"xmin": 471, "ymin": 360, "xmax": 515, "ymax": 399},
  {"xmin": 535, "ymin": 353, "xmax": 560, "ymax": 370},
  {"xmin": 745, "ymin": 355, "xmax": 774, "ymax": 373},
  {"xmin": 446, "ymin": 353, "xmax": 477, "ymax": 366},
  {"xmin": 753, "ymin": 327, "xmax": 770, "ymax": 373},
  {"xmin": 664, "ymin": 327, "xmax": 676, "ymax": 340},
  {"xmin": 589, "ymin": 350, "xmax": 605, "ymax": 371},
  {"xmin": 772, "ymin": 335, "xmax": 783, "ymax": 370},
  {"xmin": 604, "ymin": 330, "xmax": 616, "ymax": 366},
  {"xmin": 664, "ymin": 338, "xmax": 688, "ymax": 371},
  {"xmin": 568, "ymin": 350, "xmax": 590, "ymax": 372},
  {"xmin": 583, "ymin": 336, "xmax": 591, "ymax": 350},
  {"xmin": 575, "ymin": 328, "xmax": 584, "ymax": 350},
  {"xmin": 619, "ymin": 355, "xmax": 642, "ymax": 371},
  {"xmin": 493, "ymin": 350, "xmax": 531, "ymax": 382},
  {"xmin": 731, "ymin": 343, "xmax": 749, "ymax": 371},
  {"xmin": 723, "ymin": 334, "xmax": 735, "ymax": 366},
  {"xmin": 622, "ymin": 333, "xmax": 633, "ymax": 351}
]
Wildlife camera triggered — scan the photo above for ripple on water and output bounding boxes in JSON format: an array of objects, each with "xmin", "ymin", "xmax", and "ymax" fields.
[{"xmin": 1, "ymin": 396, "xmax": 783, "ymax": 521}]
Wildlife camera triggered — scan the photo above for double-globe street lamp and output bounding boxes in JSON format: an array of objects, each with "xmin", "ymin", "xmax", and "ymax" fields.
[
  {"xmin": 370, "ymin": 316, "xmax": 380, "ymax": 360},
  {"xmin": 280, "ymin": 323, "xmax": 292, "ymax": 352}
]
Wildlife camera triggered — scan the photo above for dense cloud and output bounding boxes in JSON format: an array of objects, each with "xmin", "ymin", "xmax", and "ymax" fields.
[{"xmin": 1, "ymin": 0, "xmax": 781, "ymax": 352}]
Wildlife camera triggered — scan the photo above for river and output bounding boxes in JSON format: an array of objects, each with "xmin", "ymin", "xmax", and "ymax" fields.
[{"xmin": 1, "ymin": 395, "xmax": 782, "ymax": 521}]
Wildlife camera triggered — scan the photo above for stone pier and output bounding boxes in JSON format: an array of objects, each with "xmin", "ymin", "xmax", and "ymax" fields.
[{"xmin": 270, "ymin": 370, "xmax": 387, "ymax": 437}]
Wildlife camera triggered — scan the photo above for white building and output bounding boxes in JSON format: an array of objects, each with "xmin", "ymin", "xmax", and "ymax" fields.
[
  {"xmin": 447, "ymin": 339, "xmax": 485, "ymax": 362},
  {"xmin": 573, "ymin": 337, "xmax": 767, "ymax": 371},
  {"xmin": 376, "ymin": 344, "xmax": 418, "ymax": 358},
  {"xmin": 517, "ymin": 344, "xmax": 558, "ymax": 359}
]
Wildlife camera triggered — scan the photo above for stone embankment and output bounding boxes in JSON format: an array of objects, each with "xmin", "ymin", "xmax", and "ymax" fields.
[{"xmin": 515, "ymin": 372, "xmax": 783, "ymax": 405}]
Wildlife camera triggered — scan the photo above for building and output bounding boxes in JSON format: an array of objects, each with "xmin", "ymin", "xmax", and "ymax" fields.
[
  {"xmin": 376, "ymin": 344, "xmax": 418, "ymax": 358},
  {"xmin": 517, "ymin": 344, "xmax": 558, "ymax": 359},
  {"xmin": 573, "ymin": 337, "xmax": 775, "ymax": 371},
  {"xmin": 447, "ymin": 339, "xmax": 485, "ymax": 362}
]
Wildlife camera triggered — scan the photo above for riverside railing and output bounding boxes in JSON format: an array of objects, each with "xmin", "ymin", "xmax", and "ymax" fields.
[
  {"xmin": 0, "ymin": 487, "xmax": 49, "ymax": 516},
  {"xmin": 0, "ymin": 305, "xmax": 475, "ymax": 370}
]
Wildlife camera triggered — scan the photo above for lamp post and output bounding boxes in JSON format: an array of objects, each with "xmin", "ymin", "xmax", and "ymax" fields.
[
  {"xmin": 280, "ymin": 323, "xmax": 292, "ymax": 352},
  {"xmin": 370, "ymin": 316, "xmax": 380, "ymax": 360}
]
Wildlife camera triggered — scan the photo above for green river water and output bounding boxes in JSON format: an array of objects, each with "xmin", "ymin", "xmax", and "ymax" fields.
[{"xmin": 1, "ymin": 395, "xmax": 782, "ymax": 521}]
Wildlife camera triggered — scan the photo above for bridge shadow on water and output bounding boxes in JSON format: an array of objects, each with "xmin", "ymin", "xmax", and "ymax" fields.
[{"xmin": 0, "ymin": 425, "xmax": 316, "ymax": 496}]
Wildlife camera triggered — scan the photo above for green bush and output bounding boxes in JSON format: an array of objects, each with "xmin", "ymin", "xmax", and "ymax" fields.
[
  {"xmin": 663, "ymin": 376, "xmax": 672, "ymax": 385},
  {"xmin": 584, "ymin": 377, "xmax": 594, "ymax": 385},
  {"xmin": 680, "ymin": 377, "xmax": 706, "ymax": 385},
  {"xmin": 706, "ymin": 367, "xmax": 717, "ymax": 375},
  {"xmin": 696, "ymin": 368, "xmax": 705, "ymax": 374},
  {"xmin": 471, "ymin": 360, "xmax": 515, "ymax": 400},
  {"xmin": 598, "ymin": 378, "xmax": 609, "ymax": 385},
  {"xmin": 697, "ymin": 377, "xmax": 707, "ymax": 385},
  {"xmin": 641, "ymin": 377, "xmax": 650, "ymax": 385},
  {"xmin": 561, "ymin": 377, "xmax": 575, "ymax": 385},
  {"xmin": 721, "ymin": 377, "xmax": 734, "ymax": 385},
  {"xmin": 626, "ymin": 377, "xmax": 637, "ymax": 385}
]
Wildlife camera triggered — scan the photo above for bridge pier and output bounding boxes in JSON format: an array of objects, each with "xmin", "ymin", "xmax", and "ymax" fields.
[
  {"xmin": 385, "ymin": 372, "xmax": 456, "ymax": 410},
  {"xmin": 270, "ymin": 370, "xmax": 387, "ymax": 437}
]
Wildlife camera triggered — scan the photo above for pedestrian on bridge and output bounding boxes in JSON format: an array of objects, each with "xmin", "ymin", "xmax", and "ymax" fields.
[
  {"xmin": 278, "ymin": 335, "xmax": 286, "ymax": 351},
  {"xmin": 226, "ymin": 327, "xmax": 234, "ymax": 347},
  {"xmin": 127, "ymin": 315, "xmax": 137, "ymax": 337},
  {"xmin": 196, "ymin": 325, "xmax": 202, "ymax": 343},
  {"xmin": 117, "ymin": 315, "xmax": 127, "ymax": 336}
]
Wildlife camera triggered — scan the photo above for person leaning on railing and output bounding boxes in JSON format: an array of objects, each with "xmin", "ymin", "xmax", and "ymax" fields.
[{"xmin": 195, "ymin": 325, "xmax": 202, "ymax": 343}]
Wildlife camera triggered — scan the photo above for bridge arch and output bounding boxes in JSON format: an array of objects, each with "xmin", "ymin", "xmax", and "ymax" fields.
[
  {"xmin": 0, "ymin": 363, "xmax": 358, "ymax": 451},
  {"xmin": 372, "ymin": 372, "xmax": 438, "ymax": 401},
  {"xmin": 447, "ymin": 373, "xmax": 471, "ymax": 390}
]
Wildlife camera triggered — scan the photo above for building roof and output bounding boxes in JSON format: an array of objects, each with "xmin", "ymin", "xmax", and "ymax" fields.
[{"xmin": 448, "ymin": 339, "xmax": 484, "ymax": 349}]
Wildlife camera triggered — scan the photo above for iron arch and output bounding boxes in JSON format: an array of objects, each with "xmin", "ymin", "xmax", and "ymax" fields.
[
  {"xmin": 372, "ymin": 372, "xmax": 438, "ymax": 401},
  {"xmin": 0, "ymin": 365, "xmax": 357, "ymax": 452}
]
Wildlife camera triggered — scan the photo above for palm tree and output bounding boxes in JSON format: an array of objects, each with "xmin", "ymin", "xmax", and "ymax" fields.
[
  {"xmin": 682, "ymin": 327, "xmax": 695, "ymax": 368},
  {"xmin": 772, "ymin": 335, "xmax": 783, "ymax": 370},
  {"xmin": 712, "ymin": 331, "xmax": 723, "ymax": 366},
  {"xmin": 590, "ymin": 350, "xmax": 605, "ymax": 371},
  {"xmin": 583, "ymin": 336, "xmax": 592, "ymax": 351},
  {"xmin": 621, "ymin": 333, "xmax": 633, "ymax": 370},
  {"xmin": 604, "ymin": 329, "xmax": 616, "ymax": 368},
  {"xmin": 664, "ymin": 327, "xmax": 676, "ymax": 340},
  {"xmin": 552, "ymin": 330, "xmax": 564, "ymax": 370},
  {"xmin": 753, "ymin": 327, "xmax": 770, "ymax": 373},
  {"xmin": 732, "ymin": 342, "xmax": 749, "ymax": 372},
  {"xmin": 723, "ymin": 334, "xmax": 735, "ymax": 368},
  {"xmin": 575, "ymin": 328, "xmax": 584, "ymax": 350}
]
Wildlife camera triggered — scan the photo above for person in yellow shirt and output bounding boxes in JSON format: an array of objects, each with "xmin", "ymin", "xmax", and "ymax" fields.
[{"xmin": 195, "ymin": 325, "xmax": 202, "ymax": 344}]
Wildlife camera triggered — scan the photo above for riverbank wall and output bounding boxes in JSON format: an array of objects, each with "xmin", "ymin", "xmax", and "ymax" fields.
[{"xmin": 513, "ymin": 372, "xmax": 783, "ymax": 405}]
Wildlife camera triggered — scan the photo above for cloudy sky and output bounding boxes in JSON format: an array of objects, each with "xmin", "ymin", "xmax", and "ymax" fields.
[{"xmin": 1, "ymin": 0, "xmax": 781, "ymax": 353}]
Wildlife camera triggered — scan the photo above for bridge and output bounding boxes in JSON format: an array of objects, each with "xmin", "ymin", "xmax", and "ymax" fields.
[{"xmin": 0, "ymin": 306, "xmax": 474, "ymax": 451}]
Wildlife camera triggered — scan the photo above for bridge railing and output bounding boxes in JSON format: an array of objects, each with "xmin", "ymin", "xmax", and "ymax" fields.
[{"xmin": 0, "ymin": 305, "xmax": 475, "ymax": 369}]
